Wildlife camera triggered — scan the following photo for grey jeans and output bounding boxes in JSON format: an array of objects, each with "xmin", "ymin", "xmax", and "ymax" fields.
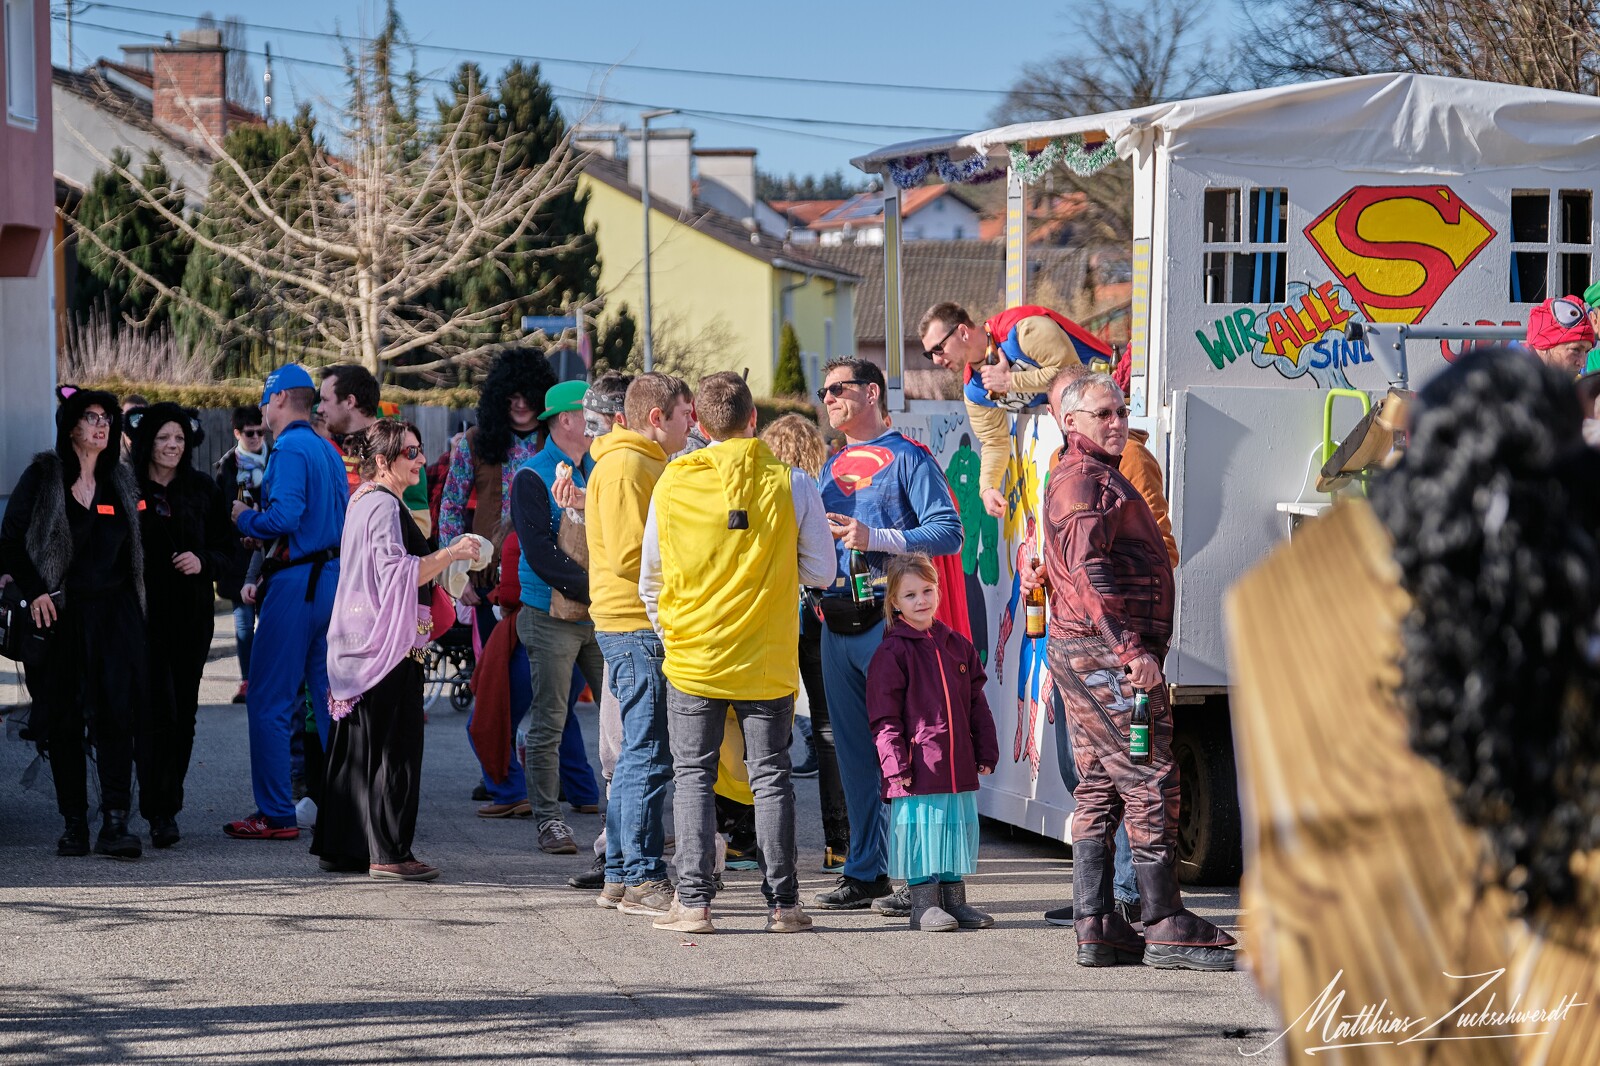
[
  {"xmin": 516, "ymin": 605, "xmax": 606, "ymax": 826},
  {"xmin": 666, "ymin": 682, "xmax": 798, "ymax": 908}
]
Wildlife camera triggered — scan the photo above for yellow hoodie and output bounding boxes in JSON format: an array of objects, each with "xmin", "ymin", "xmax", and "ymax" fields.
[
  {"xmin": 586, "ymin": 427, "xmax": 668, "ymax": 632},
  {"xmin": 653, "ymin": 438, "xmax": 799, "ymax": 701}
]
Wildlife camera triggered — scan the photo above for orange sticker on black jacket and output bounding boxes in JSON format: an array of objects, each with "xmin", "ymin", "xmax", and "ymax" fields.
[{"xmin": 96, "ymin": 504, "xmax": 115, "ymax": 515}]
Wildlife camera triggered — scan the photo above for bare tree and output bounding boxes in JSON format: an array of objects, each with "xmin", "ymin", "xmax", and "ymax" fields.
[
  {"xmin": 1241, "ymin": 0, "xmax": 1600, "ymax": 92},
  {"xmin": 991, "ymin": 0, "xmax": 1231, "ymax": 244},
  {"xmin": 65, "ymin": 28, "xmax": 595, "ymax": 380}
]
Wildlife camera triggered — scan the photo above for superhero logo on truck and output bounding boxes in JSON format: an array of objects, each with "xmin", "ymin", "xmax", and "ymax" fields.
[
  {"xmin": 1197, "ymin": 184, "xmax": 1497, "ymax": 389},
  {"xmin": 1305, "ymin": 185, "xmax": 1496, "ymax": 324}
]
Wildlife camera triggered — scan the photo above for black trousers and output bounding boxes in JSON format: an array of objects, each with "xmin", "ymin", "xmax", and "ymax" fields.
[
  {"xmin": 45, "ymin": 586, "xmax": 147, "ymax": 817},
  {"xmin": 138, "ymin": 588, "xmax": 214, "ymax": 818},
  {"xmin": 799, "ymin": 609, "xmax": 849, "ymax": 853},
  {"xmin": 312, "ymin": 657, "xmax": 425, "ymax": 866}
]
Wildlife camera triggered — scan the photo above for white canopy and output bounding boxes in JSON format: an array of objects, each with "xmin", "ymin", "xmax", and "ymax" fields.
[{"xmin": 852, "ymin": 73, "xmax": 1600, "ymax": 176}]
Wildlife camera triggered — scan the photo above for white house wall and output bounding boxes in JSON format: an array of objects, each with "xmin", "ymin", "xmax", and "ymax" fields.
[
  {"xmin": 0, "ymin": 241, "xmax": 57, "ymax": 504},
  {"xmin": 53, "ymin": 87, "xmax": 212, "ymax": 209}
]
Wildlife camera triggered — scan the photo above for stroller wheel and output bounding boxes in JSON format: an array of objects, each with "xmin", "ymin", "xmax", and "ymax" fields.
[{"xmin": 451, "ymin": 683, "xmax": 473, "ymax": 713}]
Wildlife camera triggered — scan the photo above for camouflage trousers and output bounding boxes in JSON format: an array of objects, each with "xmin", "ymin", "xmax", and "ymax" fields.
[{"xmin": 1046, "ymin": 636, "xmax": 1178, "ymax": 866}]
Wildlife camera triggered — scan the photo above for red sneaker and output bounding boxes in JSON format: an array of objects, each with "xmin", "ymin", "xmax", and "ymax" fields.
[
  {"xmin": 223, "ymin": 814, "xmax": 299, "ymax": 840},
  {"xmin": 232, "ymin": 681, "xmax": 249, "ymax": 705}
]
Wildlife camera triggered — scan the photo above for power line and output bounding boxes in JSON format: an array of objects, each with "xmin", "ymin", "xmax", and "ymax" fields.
[
  {"xmin": 60, "ymin": 1, "xmax": 1048, "ymax": 99},
  {"xmin": 55, "ymin": 14, "xmax": 967, "ymax": 143}
]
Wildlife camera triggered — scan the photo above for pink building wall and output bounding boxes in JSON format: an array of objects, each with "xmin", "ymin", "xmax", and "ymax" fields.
[{"xmin": 0, "ymin": 0, "xmax": 52, "ymax": 278}]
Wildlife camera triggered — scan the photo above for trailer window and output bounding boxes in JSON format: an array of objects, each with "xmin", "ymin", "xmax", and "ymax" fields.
[
  {"xmin": 1510, "ymin": 189, "xmax": 1594, "ymax": 303},
  {"xmin": 1202, "ymin": 187, "xmax": 1287, "ymax": 304}
]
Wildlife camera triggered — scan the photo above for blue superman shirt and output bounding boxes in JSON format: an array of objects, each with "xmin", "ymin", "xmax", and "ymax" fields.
[{"xmin": 818, "ymin": 430, "xmax": 963, "ymax": 596}]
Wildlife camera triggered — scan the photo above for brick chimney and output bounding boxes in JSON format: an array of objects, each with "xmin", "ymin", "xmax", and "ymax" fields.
[{"xmin": 151, "ymin": 29, "xmax": 228, "ymax": 144}]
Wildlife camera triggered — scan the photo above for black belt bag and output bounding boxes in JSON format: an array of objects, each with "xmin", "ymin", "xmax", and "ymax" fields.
[{"xmin": 817, "ymin": 594, "xmax": 882, "ymax": 636}]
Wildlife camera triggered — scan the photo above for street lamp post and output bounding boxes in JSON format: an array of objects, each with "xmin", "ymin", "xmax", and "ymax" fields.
[{"xmin": 640, "ymin": 108, "xmax": 677, "ymax": 373}]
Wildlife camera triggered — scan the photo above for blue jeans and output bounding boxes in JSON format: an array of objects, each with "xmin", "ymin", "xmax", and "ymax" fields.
[
  {"xmin": 232, "ymin": 601, "xmax": 256, "ymax": 678},
  {"xmin": 666, "ymin": 683, "xmax": 797, "ymax": 908},
  {"xmin": 819, "ymin": 618, "xmax": 890, "ymax": 883},
  {"xmin": 596, "ymin": 629, "xmax": 672, "ymax": 886},
  {"xmin": 1051, "ymin": 687, "xmax": 1139, "ymax": 905}
]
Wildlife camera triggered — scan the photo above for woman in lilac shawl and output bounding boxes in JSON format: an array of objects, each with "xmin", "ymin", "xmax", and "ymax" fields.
[{"xmin": 313, "ymin": 421, "xmax": 480, "ymax": 881}]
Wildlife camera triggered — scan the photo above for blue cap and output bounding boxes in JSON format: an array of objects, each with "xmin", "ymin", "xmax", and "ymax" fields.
[{"xmin": 260, "ymin": 364, "xmax": 315, "ymax": 407}]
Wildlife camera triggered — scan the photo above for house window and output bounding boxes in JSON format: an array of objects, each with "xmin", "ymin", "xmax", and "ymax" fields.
[
  {"xmin": 1202, "ymin": 186, "xmax": 1287, "ymax": 304},
  {"xmin": 4, "ymin": 0, "xmax": 36, "ymax": 127},
  {"xmin": 1509, "ymin": 188, "xmax": 1593, "ymax": 303}
]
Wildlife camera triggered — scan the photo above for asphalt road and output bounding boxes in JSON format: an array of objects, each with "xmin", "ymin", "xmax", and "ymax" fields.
[{"xmin": 0, "ymin": 617, "xmax": 1286, "ymax": 1064}]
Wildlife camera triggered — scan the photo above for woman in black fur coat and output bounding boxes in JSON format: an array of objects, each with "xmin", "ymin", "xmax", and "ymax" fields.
[
  {"xmin": 127, "ymin": 403, "xmax": 235, "ymax": 849},
  {"xmin": 0, "ymin": 387, "xmax": 148, "ymax": 858}
]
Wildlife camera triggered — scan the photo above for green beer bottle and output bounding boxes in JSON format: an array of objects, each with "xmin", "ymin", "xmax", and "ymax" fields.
[
  {"xmin": 1130, "ymin": 690, "xmax": 1151, "ymax": 765},
  {"xmin": 849, "ymin": 549, "xmax": 873, "ymax": 604}
]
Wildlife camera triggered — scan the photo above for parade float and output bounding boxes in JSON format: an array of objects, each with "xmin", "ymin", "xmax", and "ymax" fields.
[{"xmin": 850, "ymin": 72, "xmax": 1600, "ymax": 882}]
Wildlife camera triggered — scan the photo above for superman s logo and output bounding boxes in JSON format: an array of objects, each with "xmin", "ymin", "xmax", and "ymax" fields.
[
  {"xmin": 1305, "ymin": 186, "xmax": 1495, "ymax": 325},
  {"xmin": 830, "ymin": 445, "xmax": 893, "ymax": 495}
]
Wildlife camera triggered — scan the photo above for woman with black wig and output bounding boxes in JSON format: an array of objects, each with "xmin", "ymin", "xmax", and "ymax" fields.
[
  {"xmin": 127, "ymin": 403, "xmax": 235, "ymax": 848},
  {"xmin": 0, "ymin": 388, "xmax": 147, "ymax": 858}
]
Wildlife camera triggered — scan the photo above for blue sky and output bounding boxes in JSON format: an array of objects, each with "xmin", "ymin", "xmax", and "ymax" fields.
[{"xmin": 54, "ymin": 0, "xmax": 1145, "ymax": 181}]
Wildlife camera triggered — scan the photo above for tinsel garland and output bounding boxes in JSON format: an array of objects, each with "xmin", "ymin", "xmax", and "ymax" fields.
[{"xmin": 885, "ymin": 136, "xmax": 1117, "ymax": 190}]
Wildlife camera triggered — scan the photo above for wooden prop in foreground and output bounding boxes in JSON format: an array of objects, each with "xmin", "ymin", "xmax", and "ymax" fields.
[{"xmin": 1224, "ymin": 500, "xmax": 1600, "ymax": 1063}]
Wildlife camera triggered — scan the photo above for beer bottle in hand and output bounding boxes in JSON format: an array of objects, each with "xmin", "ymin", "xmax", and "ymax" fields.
[
  {"xmin": 1129, "ymin": 690, "xmax": 1151, "ymax": 765},
  {"xmin": 982, "ymin": 325, "xmax": 1004, "ymax": 402},
  {"xmin": 849, "ymin": 549, "xmax": 873, "ymax": 604},
  {"xmin": 1024, "ymin": 556, "xmax": 1047, "ymax": 638}
]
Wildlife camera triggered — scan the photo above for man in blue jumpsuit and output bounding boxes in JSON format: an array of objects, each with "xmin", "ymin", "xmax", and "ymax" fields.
[{"xmin": 224, "ymin": 365, "xmax": 349, "ymax": 840}]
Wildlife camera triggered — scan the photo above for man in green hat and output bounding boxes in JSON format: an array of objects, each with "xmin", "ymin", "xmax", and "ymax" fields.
[
  {"xmin": 1582, "ymin": 281, "xmax": 1600, "ymax": 373},
  {"xmin": 510, "ymin": 378, "xmax": 607, "ymax": 855}
]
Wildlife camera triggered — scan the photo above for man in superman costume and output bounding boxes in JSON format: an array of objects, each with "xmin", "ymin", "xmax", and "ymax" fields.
[{"xmin": 918, "ymin": 301, "xmax": 1112, "ymax": 518}]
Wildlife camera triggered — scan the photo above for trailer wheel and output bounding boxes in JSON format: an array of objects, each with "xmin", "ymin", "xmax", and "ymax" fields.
[{"xmin": 1173, "ymin": 709, "xmax": 1243, "ymax": 886}]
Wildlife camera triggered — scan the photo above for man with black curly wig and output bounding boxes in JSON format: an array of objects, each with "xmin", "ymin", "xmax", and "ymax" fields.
[{"xmin": 437, "ymin": 349, "xmax": 558, "ymax": 585}]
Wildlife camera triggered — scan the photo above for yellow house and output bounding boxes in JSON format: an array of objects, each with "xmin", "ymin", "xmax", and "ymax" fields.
[{"xmin": 578, "ymin": 147, "xmax": 858, "ymax": 398}]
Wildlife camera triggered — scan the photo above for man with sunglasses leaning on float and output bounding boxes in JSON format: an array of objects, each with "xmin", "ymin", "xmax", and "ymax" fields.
[
  {"xmin": 917, "ymin": 301, "xmax": 1113, "ymax": 518},
  {"xmin": 1023, "ymin": 369, "xmax": 1235, "ymax": 972},
  {"xmin": 812, "ymin": 359, "xmax": 964, "ymax": 910}
]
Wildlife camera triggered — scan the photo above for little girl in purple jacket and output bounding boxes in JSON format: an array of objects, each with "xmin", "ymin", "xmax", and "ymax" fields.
[{"xmin": 866, "ymin": 553, "xmax": 1001, "ymax": 932}]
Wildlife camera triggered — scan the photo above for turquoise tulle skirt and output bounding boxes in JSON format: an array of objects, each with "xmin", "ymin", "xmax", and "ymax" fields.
[{"xmin": 888, "ymin": 791, "xmax": 980, "ymax": 881}]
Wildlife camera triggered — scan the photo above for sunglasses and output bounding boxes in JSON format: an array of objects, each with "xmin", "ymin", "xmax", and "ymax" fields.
[
  {"xmin": 1074, "ymin": 405, "xmax": 1130, "ymax": 423},
  {"xmin": 1552, "ymin": 296, "xmax": 1591, "ymax": 329},
  {"xmin": 240, "ymin": 428, "xmax": 265, "ymax": 438},
  {"xmin": 400, "ymin": 445, "xmax": 423, "ymax": 461},
  {"xmin": 922, "ymin": 322, "xmax": 960, "ymax": 361},
  {"xmin": 80, "ymin": 412, "xmax": 112, "ymax": 428},
  {"xmin": 816, "ymin": 380, "xmax": 871, "ymax": 402}
]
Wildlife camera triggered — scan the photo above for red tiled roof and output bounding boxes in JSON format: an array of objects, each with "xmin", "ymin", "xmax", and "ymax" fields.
[
  {"xmin": 978, "ymin": 192, "xmax": 1090, "ymax": 241},
  {"xmin": 805, "ymin": 185, "xmax": 957, "ymax": 231},
  {"xmin": 768, "ymin": 199, "xmax": 845, "ymax": 226}
]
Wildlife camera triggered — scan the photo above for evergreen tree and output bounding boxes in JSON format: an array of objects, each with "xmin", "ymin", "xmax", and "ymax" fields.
[
  {"xmin": 592, "ymin": 307, "xmax": 638, "ymax": 374},
  {"xmin": 174, "ymin": 107, "xmax": 320, "ymax": 372},
  {"xmin": 773, "ymin": 320, "xmax": 807, "ymax": 396},
  {"xmin": 73, "ymin": 149, "xmax": 191, "ymax": 331}
]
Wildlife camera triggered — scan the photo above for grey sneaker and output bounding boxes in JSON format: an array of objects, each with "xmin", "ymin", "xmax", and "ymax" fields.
[
  {"xmin": 595, "ymin": 882, "xmax": 625, "ymax": 909},
  {"xmin": 766, "ymin": 904, "xmax": 815, "ymax": 933},
  {"xmin": 537, "ymin": 819, "xmax": 578, "ymax": 854},
  {"xmin": 617, "ymin": 878, "xmax": 675, "ymax": 917},
  {"xmin": 872, "ymin": 882, "xmax": 911, "ymax": 917},
  {"xmin": 652, "ymin": 899, "xmax": 715, "ymax": 934}
]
